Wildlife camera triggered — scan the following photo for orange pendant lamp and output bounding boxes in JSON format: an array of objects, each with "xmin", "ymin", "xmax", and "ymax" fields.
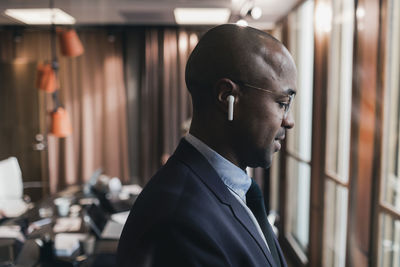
[
  {"xmin": 36, "ymin": 63, "xmax": 57, "ymax": 93},
  {"xmin": 51, "ymin": 107, "xmax": 72, "ymax": 138},
  {"xmin": 59, "ymin": 29, "xmax": 84, "ymax": 57}
]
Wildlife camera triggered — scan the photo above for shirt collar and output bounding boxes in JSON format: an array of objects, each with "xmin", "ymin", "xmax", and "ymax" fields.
[{"xmin": 184, "ymin": 133, "xmax": 251, "ymax": 202}]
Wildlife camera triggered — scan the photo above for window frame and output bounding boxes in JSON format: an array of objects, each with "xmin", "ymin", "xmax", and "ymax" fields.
[{"xmin": 372, "ymin": 0, "xmax": 400, "ymax": 265}]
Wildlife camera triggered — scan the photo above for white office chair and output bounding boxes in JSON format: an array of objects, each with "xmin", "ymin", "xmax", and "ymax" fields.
[{"xmin": 0, "ymin": 157, "xmax": 29, "ymax": 217}]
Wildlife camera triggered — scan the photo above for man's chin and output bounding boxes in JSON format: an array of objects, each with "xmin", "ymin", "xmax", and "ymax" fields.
[
  {"xmin": 247, "ymin": 155, "xmax": 273, "ymax": 169},
  {"xmin": 262, "ymin": 159, "xmax": 273, "ymax": 169}
]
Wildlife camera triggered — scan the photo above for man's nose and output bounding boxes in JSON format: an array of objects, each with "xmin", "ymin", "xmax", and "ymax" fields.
[{"xmin": 282, "ymin": 111, "xmax": 295, "ymax": 129}]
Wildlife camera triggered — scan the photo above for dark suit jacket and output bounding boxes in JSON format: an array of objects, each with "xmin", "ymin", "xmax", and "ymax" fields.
[{"xmin": 117, "ymin": 139, "xmax": 287, "ymax": 267}]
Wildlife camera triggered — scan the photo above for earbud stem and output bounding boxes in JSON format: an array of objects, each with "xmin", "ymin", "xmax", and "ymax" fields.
[{"xmin": 227, "ymin": 95, "xmax": 235, "ymax": 121}]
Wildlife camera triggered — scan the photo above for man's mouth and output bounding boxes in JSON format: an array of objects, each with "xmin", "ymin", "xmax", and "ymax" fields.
[
  {"xmin": 274, "ymin": 140, "xmax": 281, "ymax": 151},
  {"xmin": 274, "ymin": 134, "xmax": 285, "ymax": 151}
]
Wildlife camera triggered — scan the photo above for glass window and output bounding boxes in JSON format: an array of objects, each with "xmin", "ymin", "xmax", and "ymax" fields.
[
  {"xmin": 284, "ymin": 0, "xmax": 314, "ymax": 255},
  {"xmin": 286, "ymin": 0, "xmax": 314, "ymax": 163},
  {"xmin": 286, "ymin": 157, "xmax": 311, "ymax": 250},
  {"xmin": 324, "ymin": 0, "xmax": 354, "ymax": 183},
  {"xmin": 379, "ymin": 214, "xmax": 400, "ymax": 267},
  {"xmin": 323, "ymin": 180, "xmax": 348, "ymax": 267},
  {"xmin": 321, "ymin": 0, "xmax": 354, "ymax": 266}
]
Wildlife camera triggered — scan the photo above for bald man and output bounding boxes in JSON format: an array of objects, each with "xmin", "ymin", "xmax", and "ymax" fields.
[{"xmin": 117, "ymin": 24, "xmax": 297, "ymax": 267}]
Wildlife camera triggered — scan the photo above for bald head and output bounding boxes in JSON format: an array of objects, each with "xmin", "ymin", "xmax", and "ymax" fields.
[{"xmin": 185, "ymin": 24, "xmax": 294, "ymax": 109}]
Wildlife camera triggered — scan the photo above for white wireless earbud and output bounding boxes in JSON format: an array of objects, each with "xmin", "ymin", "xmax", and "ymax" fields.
[{"xmin": 227, "ymin": 95, "xmax": 235, "ymax": 121}]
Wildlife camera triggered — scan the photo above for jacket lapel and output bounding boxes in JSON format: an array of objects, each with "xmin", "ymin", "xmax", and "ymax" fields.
[
  {"xmin": 228, "ymin": 194, "xmax": 278, "ymax": 267},
  {"xmin": 173, "ymin": 139, "xmax": 277, "ymax": 267}
]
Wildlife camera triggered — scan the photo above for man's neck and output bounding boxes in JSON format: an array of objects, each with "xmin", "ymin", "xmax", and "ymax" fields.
[{"xmin": 188, "ymin": 128, "xmax": 246, "ymax": 170}]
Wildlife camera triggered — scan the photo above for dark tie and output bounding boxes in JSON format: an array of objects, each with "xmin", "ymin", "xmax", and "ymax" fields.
[{"xmin": 246, "ymin": 179, "xmax": 281, "ymax": 267}]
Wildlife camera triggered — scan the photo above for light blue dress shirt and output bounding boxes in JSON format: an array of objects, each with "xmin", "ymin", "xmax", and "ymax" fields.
[{"xmin": 185, "ymin": 133, "xmax": 270, "ymax": 250}]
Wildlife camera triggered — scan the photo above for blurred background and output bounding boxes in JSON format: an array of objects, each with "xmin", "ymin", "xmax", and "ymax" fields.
[{"xmin": 0, "ymin": 0, "xmax": 399, "ymax": 266}]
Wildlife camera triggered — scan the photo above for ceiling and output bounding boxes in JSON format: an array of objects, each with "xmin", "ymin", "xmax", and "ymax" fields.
[{"xmin": 0, "ymin": 0, "xmax": 299, "ymax": 29}]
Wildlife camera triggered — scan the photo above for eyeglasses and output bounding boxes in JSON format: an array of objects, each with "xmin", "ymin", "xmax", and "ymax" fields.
[{"xmin": 233, "ymin": 80, "xmax": 295, "ymax": 119}]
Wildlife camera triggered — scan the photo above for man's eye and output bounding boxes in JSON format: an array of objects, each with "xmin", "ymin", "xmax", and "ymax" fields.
[{"xmin": 278, "ymin": 102, "xmax": 289, "ymax": 110}]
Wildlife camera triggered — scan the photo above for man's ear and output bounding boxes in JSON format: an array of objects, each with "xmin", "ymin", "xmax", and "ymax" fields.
[
  {"xmin": 215, "ymin": 78, "xmax": 240, "ymax": 121},
  {"xmin": 215, "ymin": 78, "xmax": 239, "ymax": 105}
]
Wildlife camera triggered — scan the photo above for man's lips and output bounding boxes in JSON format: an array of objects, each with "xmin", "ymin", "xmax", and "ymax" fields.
[
  {"xmin": 275, "ymin": 134, "xmax": 285, "ymax": 141},
  {"xmin": 274, "ymin": 134, "xmax": 285, "ymax": 151},
  {"xmin": 274, "ymin": 140, "xmax": 281, "ymax": 151}
]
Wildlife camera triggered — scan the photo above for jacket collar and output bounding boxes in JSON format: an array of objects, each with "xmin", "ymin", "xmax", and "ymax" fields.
[
  {"xmin": 173, "ymin": 138, "xmax": 278, "ymax": 266},
  {"xmin": 184, "ymin": 133, "xmax": 251, "ymax": 203}
]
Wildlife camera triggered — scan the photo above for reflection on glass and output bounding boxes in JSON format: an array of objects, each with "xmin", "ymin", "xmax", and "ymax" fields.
[
  {"xmin": 323, "ymin": 180, "xmax": 348, "ymax": 267},
  {"xmin": 379, "ymin": 214, "xmax": 400, "ymax": 267},
  {"xmin": 286, "ymin": 0, "xmax": 314, "ymax": 162},
  {"xmin": 381, "ymin": 0, "xmax": 400, "ymax": 211},
  {"xmin": 286, "ymin": 156, "xmax": 311, "ymax": 250},
  {"xmin": 325, "ymin": 0, "xmax": 354, "ymax": 182}
]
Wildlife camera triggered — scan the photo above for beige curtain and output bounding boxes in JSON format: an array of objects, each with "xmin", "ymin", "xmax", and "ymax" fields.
[
  {"xmin": 134, "ymin": 28, "xmax": 199, "ymax": 184},
  {"xmin": 0, "ymin": 29, "xmax": 130, "ymax": 193},
  {"xmin": 161, "ymin": 30, "xmax": 196, "ymax": 153}
]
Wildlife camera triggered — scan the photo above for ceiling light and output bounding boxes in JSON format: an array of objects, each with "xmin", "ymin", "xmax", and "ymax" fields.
[
  {"xmin": 356, "ymin": 7, "xmax": 365, "ymax": 19},
  {"xmin": 4, "ymin": 8, "xmax": 76, "ymax": 25},
  {"xmin": 250, "ymin": 6, "xmax": 262, "ymax": 20},
  {"xmin": 174, "ymin": 8, "xmax": 231, "ymax": 25},
  {"xmin": 236, "ymin": 19, "xmax": 248, "ymax": 27}
]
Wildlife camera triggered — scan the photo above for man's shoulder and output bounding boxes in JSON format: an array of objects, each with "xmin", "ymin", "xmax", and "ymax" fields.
[
  {"xmin": 118, "ymin": 154, "xmax": 223, "ymax": 243},
  {"xmin": 123, "ymin": 150, "xmax": 228, "ymax": 226},
  {"xmin": 141, "ymin": 156, "xmax": 195, "ymax": 202},
  {"xmin": 135, "ymin": 154, "xmax": 212, "ymax": 212}
]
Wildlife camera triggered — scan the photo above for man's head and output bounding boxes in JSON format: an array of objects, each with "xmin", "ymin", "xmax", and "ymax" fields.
[{"xmin": 185, "ymin": 24, "xmax": 297, "ymax": 169}]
